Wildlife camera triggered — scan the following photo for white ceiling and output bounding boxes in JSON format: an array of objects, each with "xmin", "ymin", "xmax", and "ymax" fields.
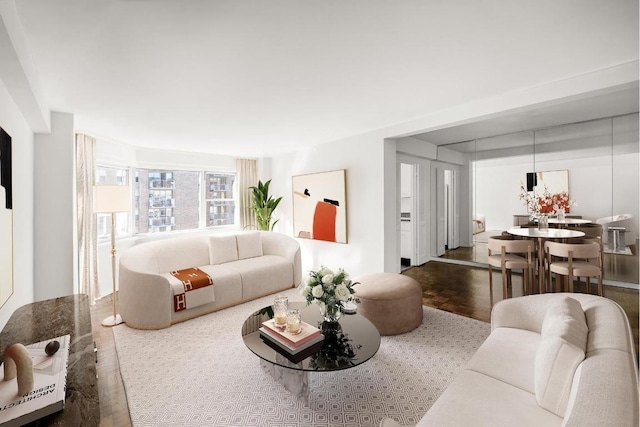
[{"xmin": 11, "ymin": 0, "xmax": 640, "ymax": 158}]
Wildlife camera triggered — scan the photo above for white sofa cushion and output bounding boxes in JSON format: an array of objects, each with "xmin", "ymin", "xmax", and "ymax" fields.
[
  {"xmin": 224, "ymin": 255, "xmax": 293, "ymax": 300},
  {"xmin": 535, "ymin": 297, "xmax": 588, "ymax": 416},
  {"xmin": 465, "ymin": 328, "xmax": 540, "ymax": 394},
  {"xmin": 417, "ymin": 370, "xmax": 563, "ymax": 427},
  {"xmin": 236, "ymin": 232, "xmax": 263, "ymax": 259},
  {"xmin": 209, "ymin": 234, "xmax": 239, "ymax": 265}
]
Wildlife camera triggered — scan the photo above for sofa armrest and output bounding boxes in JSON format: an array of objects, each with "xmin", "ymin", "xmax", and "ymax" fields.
[
  {"xmin": 260, "ymin": 231, "xmax": 302, "ymax": 286},
  {"xmin": 491, "ymin": 294, "xmax": 556, "ymax": 333},
  {"xmin": 119, "ymin": 263, "xmax": 173, "ymax": 329},
  {"xmin": 491, "ymin": 293, "xmax": 606, "ymax": 333}
]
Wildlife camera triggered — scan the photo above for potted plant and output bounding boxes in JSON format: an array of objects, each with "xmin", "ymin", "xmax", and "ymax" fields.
[{"xmin": 249, "ymin": 179, "xmax": 282, "ymax": 231}]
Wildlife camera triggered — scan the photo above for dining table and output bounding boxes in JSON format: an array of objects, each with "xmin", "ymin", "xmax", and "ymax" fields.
[
  {"xmin": 507, "ymin": 227, "xmax": 585, "ymax": 293},
  {"xmin": 547, "ymin": 218, "xmax": 592, "ymax": 227}
]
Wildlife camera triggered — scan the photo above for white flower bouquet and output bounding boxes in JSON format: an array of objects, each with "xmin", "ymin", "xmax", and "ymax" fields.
[{"xmin": 299, "ymin": 266, "xmax": 359, "ymax": 322}]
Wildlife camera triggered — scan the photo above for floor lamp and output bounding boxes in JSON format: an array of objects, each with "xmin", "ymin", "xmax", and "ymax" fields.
[{"xmin": 93, "ymin": 185, "xmax": 131, "ymax": 327}]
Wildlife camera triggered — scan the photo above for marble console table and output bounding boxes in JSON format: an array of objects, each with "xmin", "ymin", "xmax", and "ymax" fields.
[{"xmin": 0, "ymin": 294, "xmax": 99, "ymax": 426}]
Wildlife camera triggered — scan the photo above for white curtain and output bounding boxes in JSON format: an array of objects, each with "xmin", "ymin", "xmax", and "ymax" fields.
[
  {"xmin": 236, "ymin": 158, "xmax": 257, "ymax": 230},
  {"xmin": 76, "ymin": 134, "xmax": 100, "ymax": 303}
]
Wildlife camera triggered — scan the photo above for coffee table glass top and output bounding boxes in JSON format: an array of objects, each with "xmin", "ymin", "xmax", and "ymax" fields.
[{"xmin": 242, "ymin": 301, "xmax": 381, "ymax": 372}]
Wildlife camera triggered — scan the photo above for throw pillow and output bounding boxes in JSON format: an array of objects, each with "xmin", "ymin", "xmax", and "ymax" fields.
[
  {"xmin": 534, "ymin": 297, "xmax": 588, "ymax": 417},
  {"xmin": 208, "ymin": 234, "xmax": 239, "ymax": 265},
  {"xmin": 541, "ymin": 296, "xmax": 589, "ymax": 350},
  {"xmin": 236, "ymin": 232, "xmax": 263, "ymax": 260}
]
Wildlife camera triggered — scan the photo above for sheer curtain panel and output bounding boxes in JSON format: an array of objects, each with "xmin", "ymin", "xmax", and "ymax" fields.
[
  {"xmin": 236, "ymin": 158, "xmax": 257, "ymax": 229},
  {"xmin": 76, "ymin": 134, "xmax": 100, "ymax": 303}
]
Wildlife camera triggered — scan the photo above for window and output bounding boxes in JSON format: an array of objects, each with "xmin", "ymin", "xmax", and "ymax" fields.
[
  {"xmin": 205, "ymin": 172, "xmax": 236, "ymax": 226},
  {"xmin": 135, "ymin": 168, "xmax": 236, "ymax": 233},
  {"xmin": 95, "ymin": 166, "xmax": 131, "ymax": 240}
]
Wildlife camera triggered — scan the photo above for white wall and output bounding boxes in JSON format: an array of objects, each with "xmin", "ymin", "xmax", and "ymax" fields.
[
  {"xmin": 270, "ymin": 133, "xmax": 387, "ymax": 278},
  {"xmin": 475, "ymin": 150, "xmax": 640, "ymax": 238},
  {"xmin": 0, "ymin": 78, "xmax": 35, "ymax": 329},
  {"xmin": 34, "ymin": 112, "xmax": 75, "ymax": 301}
]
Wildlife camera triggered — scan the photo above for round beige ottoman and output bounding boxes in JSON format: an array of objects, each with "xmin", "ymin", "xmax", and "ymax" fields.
[{"xmin": 353, "ymin": 273, "xmax": 423, "ymax": 336}]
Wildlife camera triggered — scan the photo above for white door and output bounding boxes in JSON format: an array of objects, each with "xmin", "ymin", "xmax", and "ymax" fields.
[
  {"xmin": 452, "ymin": 169, "xmax": 460, "ymax": 249},
  {"xmin": 436, "ymin": 167, "xmax": 446, "ymax": 256},
  {"xmin": 446, "ymin": 170, "xmax": 459, "ymax": 250},
  {"xmin": 416, "ymin": 163, "xmax": 429, "ymax": 264}
]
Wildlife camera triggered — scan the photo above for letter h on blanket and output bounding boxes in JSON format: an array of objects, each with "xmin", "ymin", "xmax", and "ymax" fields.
[{"xmin": 162, "ymin": 267, "xmax": 214, "ymax": 313}]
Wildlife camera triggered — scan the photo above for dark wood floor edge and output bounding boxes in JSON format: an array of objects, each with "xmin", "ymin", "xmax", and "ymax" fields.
[
  {"xmin": 416, "ymin": 259, "xmax": 640, "ymax": 290},
  {"xmin": 422, "ymin": 303, "xmax": 491, "ymax": 324}
]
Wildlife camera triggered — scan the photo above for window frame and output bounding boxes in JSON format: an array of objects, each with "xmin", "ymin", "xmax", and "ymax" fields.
[
  {"xmin": 126, "ymin": 166, "xmax": 239, "ymax": 235},
  {"xmin": 202, "ymin": 171, "xmax": 238, "ymax": 228}
]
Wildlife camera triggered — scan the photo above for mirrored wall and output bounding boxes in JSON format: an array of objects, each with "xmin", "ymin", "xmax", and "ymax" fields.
[{"xmin": 452, "ymin": 113, "xmax": 639, "ymax": 286}]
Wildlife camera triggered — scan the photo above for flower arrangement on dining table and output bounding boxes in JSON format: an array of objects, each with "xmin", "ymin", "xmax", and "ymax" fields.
[
  {"xmin": 299, "ymin": 266, "xmax": 360, "ymax": 322},
  {"xmin": 519, "ymin": 182, "xmax": 576, "ymax": 219}
]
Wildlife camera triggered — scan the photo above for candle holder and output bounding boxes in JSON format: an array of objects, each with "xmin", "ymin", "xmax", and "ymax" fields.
[
  {"xmin": 286, "ymin": 309, "xmax": 302, "ymax": 335},
  {"xmin": 273, "ymin": 295, "xmax": 288, "ymax": 328}
]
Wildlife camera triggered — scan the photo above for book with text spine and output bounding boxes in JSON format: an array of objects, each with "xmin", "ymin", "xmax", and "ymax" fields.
[
  {"xmin": 0, "ymin": 335, "xmax": 70, "ymax": 427},
  {"xmin": 261, "ymin": 319, "xmax": 322, "ymax": 348}
]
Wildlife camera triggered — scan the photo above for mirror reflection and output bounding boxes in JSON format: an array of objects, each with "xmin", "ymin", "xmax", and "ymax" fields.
[{"xmin": 442, "ymin": 113, "xmax": 639, "ymax": 286}]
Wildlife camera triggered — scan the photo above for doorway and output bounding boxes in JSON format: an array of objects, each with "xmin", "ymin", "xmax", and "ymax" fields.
[
  {"xmin": 397, "ymin": 156, "xmax": 430, "ymax": 271},
  {"xmin": 400, "ymin": 163, "xmax": 415, "ymax": 268},
  {"xmin": 435, "ymin": 165, "xmax": 460, "ymax": 257}
]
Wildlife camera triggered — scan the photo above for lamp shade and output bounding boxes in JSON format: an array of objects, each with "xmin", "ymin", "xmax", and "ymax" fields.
[{"xmin": 93, "ymin": 185, "xmax": 131, "ymax": 213}]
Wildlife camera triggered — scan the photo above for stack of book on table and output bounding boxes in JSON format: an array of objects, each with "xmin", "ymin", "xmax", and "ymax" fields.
[
  {"xmin": 259, "ymin": 319, "xmax": 324, "ymax": 363},
  {"xmin": 0, "ymin": 335, "xmax": 70, "ymax": 427}
]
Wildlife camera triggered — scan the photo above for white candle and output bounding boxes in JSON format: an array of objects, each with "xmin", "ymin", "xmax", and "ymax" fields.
[
  {"xmin": 286, "ymin": 319, "xmax": 301, "ymax": 334},
  {"xmin": 274, "ymin": 313, "xmax": 287, "ymax": 326}
]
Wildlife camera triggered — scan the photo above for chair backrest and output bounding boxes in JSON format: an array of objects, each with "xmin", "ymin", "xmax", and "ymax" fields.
[
  {"xmin": 487, "ymin": 235, "xmax": 511, "ymax": 254},
  {"xmin": 545, "ymin": 241, "xmax": 600, "ymax": 260},
  {"xmin": 574, "ymin": 223, "xmax": 603, "ymax": 239},
  {"xmin": 488, "ymin": 236, "xmax": 535, "ymax": 256}
]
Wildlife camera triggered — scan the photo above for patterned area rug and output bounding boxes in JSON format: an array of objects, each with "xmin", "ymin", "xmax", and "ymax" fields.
[{"xmin": 113, "ymin": 288, "xmax": 490, "ymax": 427}]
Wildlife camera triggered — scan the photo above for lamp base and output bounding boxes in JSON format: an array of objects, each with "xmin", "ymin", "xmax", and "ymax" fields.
[{"xmin": 101, "ymin": 314, "xmax": 123, "ymax": 327}]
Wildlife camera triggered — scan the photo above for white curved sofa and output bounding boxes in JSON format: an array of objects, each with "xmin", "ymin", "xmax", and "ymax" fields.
[
  {"xmin": 382, "ymin": 293, "xmax": 638, "ymax": 427},
  {"xmin": 119, "ymin": 231, "xmax": 301, "ymax": 329}
]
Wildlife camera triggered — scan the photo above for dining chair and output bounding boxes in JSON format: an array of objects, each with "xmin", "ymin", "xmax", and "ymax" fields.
[
  {"xmin": 572, "ymin": 223, "xmax": 604, "ymax": 259},
  {"xmin": 544, "ymin": 241, "xmax": 603, "ymax": 296},
  {"xmin": 487, "ymin": 236, "xmax": 536, "ymax": 299}
]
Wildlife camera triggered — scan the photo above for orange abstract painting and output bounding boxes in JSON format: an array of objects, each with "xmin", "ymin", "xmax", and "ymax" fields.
[{"xmin": 312, "ymin": 201, "xmax": 337, "ymax": 242}]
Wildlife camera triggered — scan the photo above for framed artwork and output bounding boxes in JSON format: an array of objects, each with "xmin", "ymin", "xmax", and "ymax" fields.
[
  {"xmin": 292, "ymin": 169, "xmax": 347, "ymax": 243},
  {"xmin": 524, "ymin": 169, "xmax": 572, "ymax": 214},
  {"xmin": 0, "ymin": 126, "xmax": 13, "ymax": 308}
]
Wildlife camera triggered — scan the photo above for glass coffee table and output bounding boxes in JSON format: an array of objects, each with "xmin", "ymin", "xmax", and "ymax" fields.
[{"xmin": 242, "ymin": 301, "xmax": 381, "ymax": 401}]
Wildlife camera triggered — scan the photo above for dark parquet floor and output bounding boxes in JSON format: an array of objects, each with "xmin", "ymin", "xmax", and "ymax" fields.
[{"xmin": 403, "ymin": 258, "xmax": 640, "ymax": 359}]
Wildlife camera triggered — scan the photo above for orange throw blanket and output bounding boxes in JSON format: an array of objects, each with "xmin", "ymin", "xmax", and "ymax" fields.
[{"xmin": 167, "ymin": 267, "xmax": 214, "ymax": 312}]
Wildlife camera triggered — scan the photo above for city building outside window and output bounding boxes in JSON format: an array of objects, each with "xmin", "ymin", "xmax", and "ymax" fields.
[
  {"xmin": 135, "ymin": 169, "xmax": 236, "ymax": 233},
  {"xmin": 204, "ymin": 172, "xmax": 236, "ymax": 227}
]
